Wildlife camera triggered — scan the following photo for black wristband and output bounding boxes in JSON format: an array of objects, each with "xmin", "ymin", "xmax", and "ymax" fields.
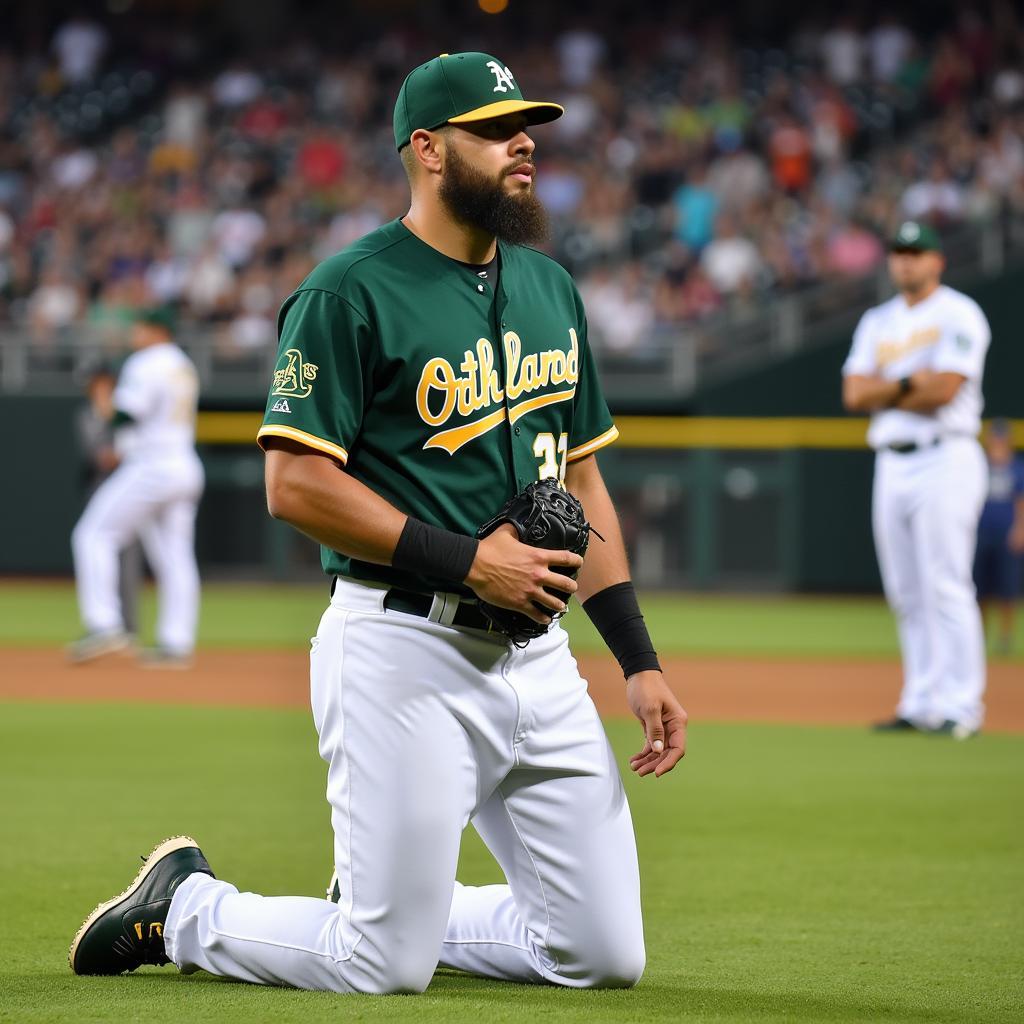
[
  {"xmin": 582, "ymin": 581, "xmax": 661, "ymax": 680},
  {"xmin": 898, "ymin": 376, "xmax": 912, "ymax": 396},
  {"xmin": 392, "ymin": 518, "xmax": 479, "ymax": 585}
]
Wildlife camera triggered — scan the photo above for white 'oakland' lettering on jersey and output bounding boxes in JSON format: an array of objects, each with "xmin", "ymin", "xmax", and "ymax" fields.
[
  {"xmin": 842, "ymin": 284, "xmax": 991, "ymax": 449},
  {"xmin": 112, "ymin": 342, "xmax": 200, "ymax": 460}
]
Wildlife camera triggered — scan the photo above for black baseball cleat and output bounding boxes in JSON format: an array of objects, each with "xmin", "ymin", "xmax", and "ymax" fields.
[
  {"xmin": 871, "ymin": 716, "xmax": 920, "ymax": 732},
  {"xmin": 69, "ymin": 836, "xmax": 214, "ymax": 976}
]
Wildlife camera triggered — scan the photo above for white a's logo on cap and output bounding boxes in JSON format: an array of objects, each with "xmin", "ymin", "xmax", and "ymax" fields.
[
  {"xmin": 899, "ymin": 222, "xmax": 920, "ymax": 241},
  {"xmin": 486, "ymin": 60, "xmax": 516, "ymax": 93}
]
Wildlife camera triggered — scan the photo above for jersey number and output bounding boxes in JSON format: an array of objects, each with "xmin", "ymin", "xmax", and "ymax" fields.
[{"xmin": 534, "ymin": 432, "xmax": 568, "ymax": 482}]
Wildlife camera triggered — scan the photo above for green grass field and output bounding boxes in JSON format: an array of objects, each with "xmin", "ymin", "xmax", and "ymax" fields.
[
  {"xmin": 2, "ymin": 580, "xmax": 1023, "ymax": 658},
  {"xmin": 2, "ymin": 581, "xmax": 1022, "ymax": 1021},
  {"xmin": 0, "ymin": 704, "xmax": 1021, "ymax": 1023}
]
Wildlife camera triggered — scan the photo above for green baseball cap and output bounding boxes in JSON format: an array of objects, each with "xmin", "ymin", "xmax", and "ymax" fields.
[
  {"xmin": 393, "ymin": 52, "xmax": 563, "ymax": 151},
  {"xmin": 134, "ymin": 305, "xmax": 176, "ymax": 334},
  {"xmin": 889, "ymin": 221, "xmax": 943, "ymax": 253}
]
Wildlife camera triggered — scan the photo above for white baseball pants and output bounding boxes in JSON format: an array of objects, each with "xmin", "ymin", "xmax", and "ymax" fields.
[
  {"xmin": 71, "ymin": 455, "xmax": 204, "ymax": 653},
  {"xmin": 872, "ymin": 437, "xmax": 987, "ymax": 730},
  {"xmin": 164, "ymin": 576, "xmax": 645, "ymax": 993}
]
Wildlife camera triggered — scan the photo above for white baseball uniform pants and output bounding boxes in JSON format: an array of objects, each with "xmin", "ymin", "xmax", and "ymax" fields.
[
  {"xmin": 872, "ymin": 436, "xmax": 987, "ymax": 730},
  {"xmin": 72, "ymin": 455, "xmax": 204, "ymax": 653},
  {"xmin": 164, "ymin": 576, "xmax": 645, "ymax": 993}
]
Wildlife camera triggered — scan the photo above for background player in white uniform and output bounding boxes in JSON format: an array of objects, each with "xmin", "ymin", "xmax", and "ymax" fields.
[
  {"xmin": 842, "ymin": 221, "xmax": 991, "ymax": 738},
  {"xmin": 69, "ymin": 307, "xmax": 204, "ymax": 666},
  {"xmin": 75, "ymin": 363, "xmax": 143, "ymax": 637}
]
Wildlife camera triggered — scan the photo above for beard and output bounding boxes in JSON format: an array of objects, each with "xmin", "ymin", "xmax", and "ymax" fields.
[{"xmin": 438, "ymin": 144, "xmax": 549, "ymax": 247}]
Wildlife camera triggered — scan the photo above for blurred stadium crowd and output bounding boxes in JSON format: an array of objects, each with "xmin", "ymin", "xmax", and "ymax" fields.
[{"xmin": 1, "ymin": 2, "xmax": 1024, "ymax": 359}]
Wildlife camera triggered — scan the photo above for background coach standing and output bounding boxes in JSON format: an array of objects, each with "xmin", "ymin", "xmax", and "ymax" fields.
[{"xmin": 842, "ymin": 221, "xmax": 991, "ymax": 739}]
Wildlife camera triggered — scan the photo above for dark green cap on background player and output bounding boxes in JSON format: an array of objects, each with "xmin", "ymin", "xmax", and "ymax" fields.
[
  {"xmin": 133, "ymin": 304, "xmax": 177, "ymax": 338},
  {"xmin": 889, "ymin": 221, "xmax": 943, "ymax": 253}
]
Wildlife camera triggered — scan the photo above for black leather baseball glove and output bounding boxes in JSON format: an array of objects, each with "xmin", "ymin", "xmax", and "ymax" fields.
[{"xmin": 475, "ymin": 478, "xmax": 596, "ymax": 647}]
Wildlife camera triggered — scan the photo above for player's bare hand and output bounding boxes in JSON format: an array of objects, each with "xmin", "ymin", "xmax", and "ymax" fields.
[
  {"xmin": 626, "ymin": 671, "xmax": 687, "ymax": 778},
  {"xmin": 465, "ymin": 524, "xmax": 583, "ymax": 624}
]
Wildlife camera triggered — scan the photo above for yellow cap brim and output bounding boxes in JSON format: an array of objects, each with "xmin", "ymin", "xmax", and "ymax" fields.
[{"xmin": 447, "ymin": 99, "xmax": 564, "ymax": 127}]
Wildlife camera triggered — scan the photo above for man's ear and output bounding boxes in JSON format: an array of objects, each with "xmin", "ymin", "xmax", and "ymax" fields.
[{"xmin": 409, "ymin": 128, "xmax": 444, "ymax": 176}]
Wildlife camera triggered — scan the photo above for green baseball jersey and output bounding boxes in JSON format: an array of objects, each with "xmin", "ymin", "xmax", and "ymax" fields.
[{"xmin": 257, "ymin": 218, "xmax": 617, "ymax": 593}]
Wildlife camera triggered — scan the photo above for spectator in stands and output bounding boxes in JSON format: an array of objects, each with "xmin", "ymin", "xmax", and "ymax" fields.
[
  {"xmin": 220, "ymin": 266, "xmax": 277, "ymax": 358},
  {"xmin": 869, "ymin": 16, "xmax": 913, "ymax": 82},
  {"xmin": 211, "ymin": 63, "xmax": 262, "ymax": 108},
  {"xmin": 556, "ymin": 24, "xmax": 606, "ymax": 87},
  {"xmin": 580, "ymin": 262, "xmax": 655, "ymax": 356},
  {"xmin": 672, "ymin": 163, "xmax": 719, "ymax": 252},
  {"xmin": 210, "ymin": 206, "xmax": 267, "ymax": 270},
  {"xmin": 902, "ymin": 158, "xmax": 966, "ymax": 224},
  {"xmin": 701, "ymin": 214, "xmax": 763, "ymax": 296},
  {"xmin": 824, "ymin": 217, "xmax": 885, "ymax": 277},
  {"xmin": 928, "ymin": 34, "xmax": 975, "ymax": 108},
  {"xmin": 28, "ymin": 269, "xmax": 82, "ymax": 346},
  {"xmin": 769, "ymin": 115, "xmax": 814, "ymax": 194},
  {"xmin": 1, "ymin": 3, "xmax": 1022, "ymax": 351},
  {"xmin": 50, "ymin": 139, "xmax": 98, "ymax": 192},
  {"xmin": 51, "ymin": 12, "xmax": 109, "ymax": 86},
  {"xmin": 821, "ymin": 17, "xmax": 864, "ymax": 86},
  {"xmin": 707, "ymin": 144, "xmax": 770, "ymax": 212},
  {"xmin": 185, "ymin": 243, "xmax": 235, "ymax": 322}
]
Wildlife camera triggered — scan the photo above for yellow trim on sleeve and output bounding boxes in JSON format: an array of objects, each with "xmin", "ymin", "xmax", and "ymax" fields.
[
  {"xmin": 567, "ymin": 425, "xmax": 619, "ymax": 462},
  {"xmin": 256, "ymin": 425, "xmax": 349, "ymax": 464}
]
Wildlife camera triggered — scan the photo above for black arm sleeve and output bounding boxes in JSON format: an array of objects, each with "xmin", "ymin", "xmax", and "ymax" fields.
[
  {"xmin": 392, "ymin": 518, "xmax": 479, "ymax": 585},
  {"xmin": 582, "ymin": 581, "xmax": 661, "ymax": 679}
]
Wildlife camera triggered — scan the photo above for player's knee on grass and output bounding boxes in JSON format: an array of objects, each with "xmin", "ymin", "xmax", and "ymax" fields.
[
  {"xmin": 598, "ymin": 945, "xmax": 645, "ymax": 989},
  {"xmin": 350, "ymin": 953, "xmax": 435, "ymax": 995},
  {"xmin": 561, "ymin": 938, "xmax": 646, "ymax": 989}
]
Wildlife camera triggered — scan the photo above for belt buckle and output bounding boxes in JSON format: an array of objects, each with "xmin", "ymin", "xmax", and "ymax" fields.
[{"xmin": 427, "ymin": 591, "xmax": 461, "ymax": 627}]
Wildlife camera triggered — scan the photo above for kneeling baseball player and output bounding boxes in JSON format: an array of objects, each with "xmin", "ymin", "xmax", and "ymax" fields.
[{"xmin": 69, "ymin": 52, "xmax": 687, "ymax": 994}]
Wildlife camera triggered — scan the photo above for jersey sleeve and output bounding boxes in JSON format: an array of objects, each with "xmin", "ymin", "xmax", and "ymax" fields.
[
  {"xmin": 566, "ymin": 304, "xmax": 617, "ymax": 462},
  {"xmin": 842, "ymin": 309, "xmax": 877, "ymax": 377},
  {"xmin": 257, "ymin": 288, "xmax": 374, "ymax": 465},
  {"xmin": 931, "ymin": 300, "xmax": 991, "ymax": 379},
  {"xmin": 112, "ymin": 354, "xmax": 156, "ymax": 422}
]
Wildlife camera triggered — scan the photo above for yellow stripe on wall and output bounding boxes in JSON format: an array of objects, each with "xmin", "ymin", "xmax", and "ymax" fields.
[
  {"xmin": 197, "ymin": 411, "xmax": 264, "ymax": 443},
  {"xmin": 614, "ymin": 416, "xmax": 871, "ymax": 449},
  {"xmin": 196, "ymin": 412, "xmax": 1024, "ymax": 451}
]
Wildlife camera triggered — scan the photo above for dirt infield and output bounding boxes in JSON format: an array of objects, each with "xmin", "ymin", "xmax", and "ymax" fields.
[{"xmin": 2, "ymin": 649, "xmax": 1022, "ymax": 732}]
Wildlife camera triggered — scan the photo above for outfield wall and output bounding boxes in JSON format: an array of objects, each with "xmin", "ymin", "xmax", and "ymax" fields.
[{"xmin": 10, "ymin": 397, "xmax": 1019, "ymax": 591}]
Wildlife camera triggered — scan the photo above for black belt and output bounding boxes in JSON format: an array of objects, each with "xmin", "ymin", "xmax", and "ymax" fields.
[
  {"xmin": 885, "ymin": 437, "xmax": 942, "ymax": 455},
  {"xmin": 329, "ymin": 578, "xmax": 493, "ymax": 633},
  {"xmin": 383, "ymin": 588, "xmax": 494, "ymax": 632}
]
